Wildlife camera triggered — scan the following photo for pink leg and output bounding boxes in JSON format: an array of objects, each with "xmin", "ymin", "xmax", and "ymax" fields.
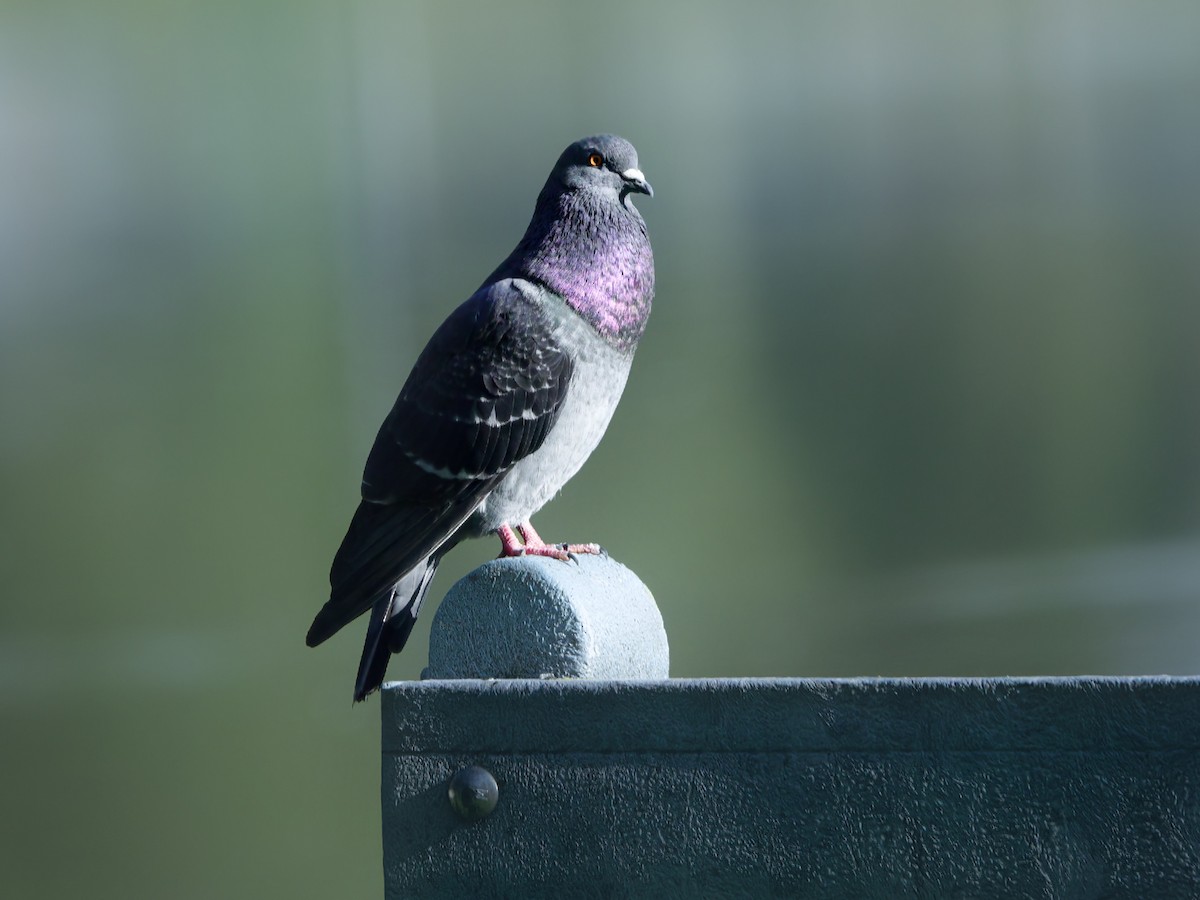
[
  {"xmin": 496, "ymin": 523, "xmax": 526, "ymax": 557},
  {"xmin": 513, "ymin": 520, "xmax": 569, "ymax": 561},
  {"xmin": 516, "ymin": 521, "xmax": 551, "ymax": 548}
]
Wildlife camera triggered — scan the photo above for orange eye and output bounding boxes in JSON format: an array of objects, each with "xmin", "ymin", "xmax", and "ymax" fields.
[{"xmin": 587, "ymin": 152, "xmax": 604, "ymax": 168}]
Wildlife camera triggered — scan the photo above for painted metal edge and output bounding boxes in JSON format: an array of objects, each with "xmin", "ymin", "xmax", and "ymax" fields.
[{"xmin": 381, "ymin": 676, "xmax": 1200, "ymax": 755}]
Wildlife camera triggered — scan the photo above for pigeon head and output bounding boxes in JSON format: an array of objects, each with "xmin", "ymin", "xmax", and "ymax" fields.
[
  {"xmin": 491, "ymin": 133, "xmax": 656, "ymax": 353},
  {"xmin": 553, "ymin": 134, "xmax": 654, "ymax": 207}
]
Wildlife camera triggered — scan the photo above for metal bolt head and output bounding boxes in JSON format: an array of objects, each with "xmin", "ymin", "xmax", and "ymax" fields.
[{"xmin": 448, "ymin": 765, "xmax": 499, "ymax": 821}]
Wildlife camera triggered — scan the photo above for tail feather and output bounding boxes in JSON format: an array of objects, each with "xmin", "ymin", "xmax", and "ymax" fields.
[{"xmin": 352, "ymin": 555, "xmax": 440, "ymax": 702}]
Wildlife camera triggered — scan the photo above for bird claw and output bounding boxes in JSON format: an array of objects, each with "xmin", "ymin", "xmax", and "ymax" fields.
[
  {"xmin": 559, "ymin": 543, "xmax": 605, "ymax": 563},
  {"xmin": 498, "ymin": 524, "xmax": 604, "ymax": 563},
  {"xmin": 520, "ymin": 544, "xmax": 572, "ymax": 562}
]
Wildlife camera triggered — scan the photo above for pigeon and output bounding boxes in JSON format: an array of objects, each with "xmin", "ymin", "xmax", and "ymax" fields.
[{"xmin": 307, "ymin": 134, "xmax": 655, "ymax": 700}]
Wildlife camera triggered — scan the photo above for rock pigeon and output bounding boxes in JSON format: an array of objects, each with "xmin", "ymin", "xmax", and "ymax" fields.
[{"xmin": 307, "ymin": 134, "xmax": 655, "ymax": 700}]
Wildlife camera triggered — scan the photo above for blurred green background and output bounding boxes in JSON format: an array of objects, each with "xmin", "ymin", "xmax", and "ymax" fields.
[{"xmin": 3, "ymin": 2, "xmax": 1199, "ymax": 897}]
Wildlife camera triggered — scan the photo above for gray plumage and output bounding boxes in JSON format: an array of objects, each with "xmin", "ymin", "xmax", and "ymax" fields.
[{"xmin": 307, "ymin": 134, "xmax": 655, "ymax": 700}]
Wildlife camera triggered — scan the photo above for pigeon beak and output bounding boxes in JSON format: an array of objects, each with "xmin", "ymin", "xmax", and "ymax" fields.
[{"xmin": 621, "ymin": 167, "xmax": 654, "ymax": 198}]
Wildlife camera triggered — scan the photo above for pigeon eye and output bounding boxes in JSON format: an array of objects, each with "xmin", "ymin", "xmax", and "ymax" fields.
[{"xmin": 587, "ymin": 152, "xmax": 604, "ymax": 168}]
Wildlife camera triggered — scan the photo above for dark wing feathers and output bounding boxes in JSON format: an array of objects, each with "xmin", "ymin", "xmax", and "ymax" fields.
[
  {"xmin": 306, "ymin": 281, "xmax": 574, "ymax": 647},
  {"xmin": 371, "ymin": 288, "xmax": 570, "ymax": 490}
]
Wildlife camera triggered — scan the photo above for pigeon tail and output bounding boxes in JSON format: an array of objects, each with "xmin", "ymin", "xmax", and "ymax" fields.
[{"xmin": 352, "ymin": 555, "xmax": 441, "ymax": 702}]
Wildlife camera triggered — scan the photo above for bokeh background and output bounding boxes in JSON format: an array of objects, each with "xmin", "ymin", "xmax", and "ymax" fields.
[{"xmin": 4, "ymin": 2, "xmax": 1200, "ymax": 897}]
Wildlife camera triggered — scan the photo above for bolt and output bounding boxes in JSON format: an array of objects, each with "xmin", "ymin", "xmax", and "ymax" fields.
[{"xmin": 448, "ymin": 765, "xmax": 499, "ymax": 821}]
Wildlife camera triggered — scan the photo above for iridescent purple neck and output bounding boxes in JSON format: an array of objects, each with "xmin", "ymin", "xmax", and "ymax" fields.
[{"xmin": 493, "ymin": 186, "xmax": 655, "ymax": 353}]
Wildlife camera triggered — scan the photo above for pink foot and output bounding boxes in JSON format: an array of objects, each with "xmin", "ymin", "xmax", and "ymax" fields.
[
  {"xmin": 521, "ymin": 522, "xmax": 605, "ymax": 559},
  {"xmin": 495, "ymin": 522, "xmax": 604, "ymax": 562},
  {"xmin": 516, "ymin": 521, "xmax": 570, "ymax": 561}
]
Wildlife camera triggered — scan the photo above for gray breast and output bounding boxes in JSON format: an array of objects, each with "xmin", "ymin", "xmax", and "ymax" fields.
[{"xmin": 467, "ymin": 285, "xmax": 633, "ymax": 535}]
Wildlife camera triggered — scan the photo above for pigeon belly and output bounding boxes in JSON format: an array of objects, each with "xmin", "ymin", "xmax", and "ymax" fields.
[{"xmin": 468, "ymin": 306, "xmax": 633, "ymax": 535}]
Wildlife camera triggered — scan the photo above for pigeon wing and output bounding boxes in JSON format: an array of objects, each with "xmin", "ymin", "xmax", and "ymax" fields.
[{"xmin": 306, "ymin": 280, "xmax": 574, "ymax": 646}]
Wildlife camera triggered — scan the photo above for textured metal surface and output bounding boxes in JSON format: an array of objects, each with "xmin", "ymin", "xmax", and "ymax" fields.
[
  {"xmin": 421, "ymin": 554, "xmax": 668, "ymax": 680},
  {"xmin": 382, "ymin": 678, "xmax": 1200, "ymax": 899}
]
